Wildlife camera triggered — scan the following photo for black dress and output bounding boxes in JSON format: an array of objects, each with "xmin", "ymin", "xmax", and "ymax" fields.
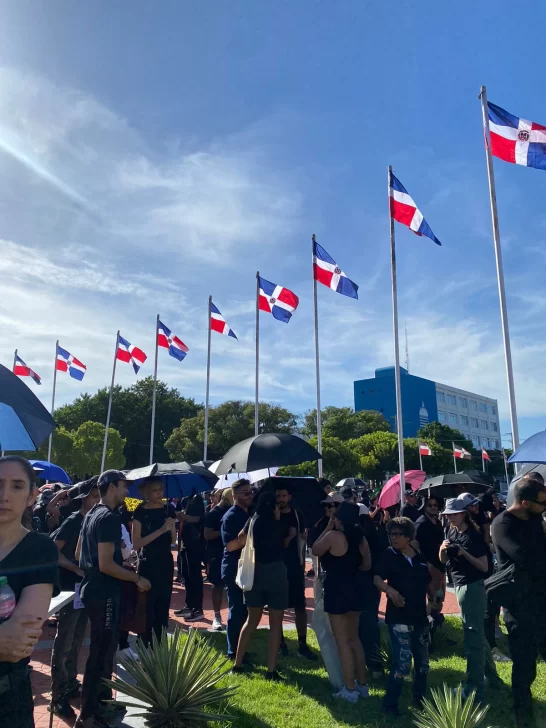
[{"xmin": 321, "ymin": 540, "xmax": 366, "ymax": 615}]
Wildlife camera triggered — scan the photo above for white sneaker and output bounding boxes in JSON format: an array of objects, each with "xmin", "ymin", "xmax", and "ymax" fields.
[
  {"xmin": 118, "ymin": 647, "xmax": 140, "ymax": 662},
  {"xmin": 492, "ymin": 647, "xmax": 511, "ymax": 663},
  {"xmin": 333, "ymin": 687, "xmax": 359, "ymax": 704},
  {"xmin": 212, "ymin": 616, "xmax": 224, "ymax": 631},
  {"xmin": 356, "ymin": 682, "xmax": 369, "ymax": 698}
]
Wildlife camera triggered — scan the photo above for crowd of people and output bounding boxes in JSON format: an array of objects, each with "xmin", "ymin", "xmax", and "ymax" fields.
[{"xmin": 0, "ymin": 454, "xmax": 545, "ymax": 728}]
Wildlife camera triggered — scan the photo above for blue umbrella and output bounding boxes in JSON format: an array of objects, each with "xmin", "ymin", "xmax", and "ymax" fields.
[
  {"xmin": 507, "ymin": 431, "xmax": 546, "ymax": 464},
  {"xmin": 125, "ymin": 462, "xmax": 218, "ymax": 499},
  {"xmin": 0, "ymin": 363, "xmax": 55, "ymax": 451},
  {"xmin": 29, "ymin": 460, "xmax": 72, "ymax": 485}
]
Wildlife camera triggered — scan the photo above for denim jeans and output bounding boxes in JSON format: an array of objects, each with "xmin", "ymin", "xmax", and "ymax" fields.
[
  {"xmin": 384, "ymin": 623, "xmax": 430, "ymax": 709},
  {"xmin": 359, "ymin": 586, "xmax": 382, "ymax": 671},
  {"xmin": 225, "ymin": 577, "xmax": 248, "ymax": 658},
  {"xmin": 51, "ymin": 602, "xmax": 88, "ymax": 699}
]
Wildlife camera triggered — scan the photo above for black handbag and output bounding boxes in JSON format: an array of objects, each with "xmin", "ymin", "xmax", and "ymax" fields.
[{"xmin": 484, "ymin": 563, "xmax": 517, "ymax": 608}]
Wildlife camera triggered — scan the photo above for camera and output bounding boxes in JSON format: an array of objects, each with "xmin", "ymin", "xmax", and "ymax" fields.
[{"xmin": 446, "ymin": 543, "xmax": 460, "ymax": 558}]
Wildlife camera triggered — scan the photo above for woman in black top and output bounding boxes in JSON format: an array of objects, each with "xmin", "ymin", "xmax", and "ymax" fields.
[
  {"xmin": 233, "ymin": 492, "xmax": 289, "ymax": 680},
  {"xmin": 0, "ymin": 455, "xmax": 59, "ymax": 728},
  {"xmin": 132, "ymin": 478, "xmax": 176, "ymax": 645},
  {"xmin": 439, "ymin": 497, "xmax": 502, "ymax": 704}
]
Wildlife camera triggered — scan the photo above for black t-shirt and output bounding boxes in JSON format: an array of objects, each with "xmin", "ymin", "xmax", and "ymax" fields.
[
  {"xmin": 415, "ymin": 515, "xmax": 445, "ymax": 572},
  {"xmin": 446, "ymin": 527, "xmax": 489, "ymax": 585},
  {"xmin": 280, "ymin": 509, "xmax": 305, "ymax": 568},
  {"xmin": 375, "ymin": 547, "xmax": 430, "ymax": 627},
  {"xmin": 400, "ymin": 503, "xmax": 420, "ymax": 523},
  {"xmin": 205, "ymin": 505, "xmax": 230, "ymax": 560},
  {"xmin": 181, "ymin": 496, "xmax": 204, "ymax": 548},
  {"xmin": 79, "ymin": 503, "xmax": 123, "ymax": 601},
  {"xmin": 221, "ymin": 505, "xmax": 250, "ymax": 580},
  {"xmin": 132, "ymin": 505, "xmax": 174, "ymax": 564},
  {"xmin": 244, "ymin": 515, "xmax": 287, "ymax": 564},
  {"xmin": 359, "ymin": 513, "xmax": 381, "ymax": 564},
  {"xmin": 52, "ymin": 511, "xmax": 84, "ymax": 590},
  {"xmin": 0, "ymin": 531, "xmax": 59, "ymax": 677},
  {"xmin": 492, "ymin": 510, "xmax": 546, "ymax": 594}
]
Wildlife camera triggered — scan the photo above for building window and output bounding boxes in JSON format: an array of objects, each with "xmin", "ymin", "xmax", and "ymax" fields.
[
  {"xmin": 460, "ymin": 415, "xmax": 469, "ymax": 426},
  {"xmin": 470, "ymin": 400, "xmax": 477, "ymax": 410},
  {"xmin": 491, "ymin": 439, "xmax": 498, "ymax": 449},
  {"xmin": 459, "ymin": 397, "xmax": 467, "ymax": 408},
  {"xmin": 490, "ymin": 405, "xmax": 496, "ymax": 416},
  {"xmin": 492, "ymin": 422, "xmax": 498, "ymax": 432},
  {"xmin": 438, "ymin": 411, "xmax": 446, "ymax": 423},
  {"xmin": 472, "ymin": 436, "xmax": 480, "ymax": 448},
  {"xmin": 479, "ymin": 402, "xmax": 487, "ymax": 413},
  {"xmin": 437, "ymin": 392, "xmax": 445, "ymax": 403},
  {"xmin": 471, "ymin": 417, "xmax": 479, "ymax": 428},
  {"xmin": 447, "ymin": 394, "xmax": 457, "ymax": 405},
  {"xmin": 482, "ymin": 438, "xmax": 490, "ymax": 448},
  {"xmin": 481, "ymin": 420, "xmax": 489, "ymax": 430},
  {"xmin": 449, "ymin": 412, "xmax": 458, "ymax": 425}
]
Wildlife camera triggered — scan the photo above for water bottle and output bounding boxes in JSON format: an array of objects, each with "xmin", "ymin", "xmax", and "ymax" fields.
[{"xmin": 0, "ymin": 576, "xmax": 16, "ymax": 623}]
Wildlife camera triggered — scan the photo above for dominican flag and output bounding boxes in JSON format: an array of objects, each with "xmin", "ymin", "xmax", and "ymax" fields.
[
  {"xmin": 158, "ymin": 320, "xmax": 189, "ymax": 362},
  {"xmin": 453, "ymin": 444, "xmax": 472, "ymax": 460},
  {"xmin": 56, "ymin": 345, "xmax": 87, "ymax": 381},
  {"xmin": 14, "ymin": 354, "xmax": 41, "ymax": 385},
  {"xmin": 258, "ymin": 276, "xmax": 299, "ymax": 323},
  {"xmin": 117, "ymin": 334, "xmax": 147, "ymax": 374},
  {"xmin": 488, "ymin": 101, "xmax": 546, "ymax": 170},
  {"xmin": 481, "ymin": 447, "xmax": 491, "ymax": 462},
  {"xmin": 419, "ymin": 441, "xmax": 432, "ymax": 457},
  {"xmin": 389, "ymin": 171, "xmax": 441, "ymax": 246},
  {"xmin": 313, "ymin": 239, "xmax": 358, "ymax": 299},
  {"xmin": 210, "ymin": 302, "xmax": 237, "ymax": 339}
]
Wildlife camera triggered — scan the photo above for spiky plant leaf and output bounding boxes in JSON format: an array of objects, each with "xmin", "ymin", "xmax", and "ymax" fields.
[
  {"xmin": 412, "ymin": 685, "xmax": 493, "ymax": 728},
  {"xmin": 104, "ymin": 627, "xmax": 236, "ymax": 728}
]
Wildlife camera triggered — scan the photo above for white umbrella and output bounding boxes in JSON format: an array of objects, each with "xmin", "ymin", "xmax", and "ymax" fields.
[{"xmin": 209, "ymin": 461, "xmax": 279, "ymax": 490}]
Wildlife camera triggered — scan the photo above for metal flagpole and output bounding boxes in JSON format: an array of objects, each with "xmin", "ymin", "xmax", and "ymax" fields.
[
  {"xmin": 312, "ymin": 235, "xmax": 323, "ymax": 477},
  {"xmin": 204, "ymin": 296, "xmax": 212, "ymax": 460},
  {"xmin": 418, "ymin": 440, "xmax": 423, "ymax": 472},
  {"xmin": 479, "ymin": 86, "xmax": 520, "ymax": 450},
  {"xmin": 255, "ymin": 272, "xmax": 260, "ymax": 436},
  {"xmin": 388, "ymin": 167, "xmax": 406, "ymax": 505},
  {"xmin": 101, "ymin": 331, "xmax": 119, "ymax": 472},
  {"xmin": 482, "ymin": 450, "xmax": 485, "ymax": 473},
  {"xmin": 503, "ymin": 450, "xmax": 510, "ymax": 486},
  {"xmin": 13, "ymin": 349, "xmax": 17, "ymax": 373},
  {"xmin": 47, "ymin": 341, "xmax": 59, "ymax": 464},
  {"xmin": 149, "ymin": 315, "xmax": 160, "ymax": 465},
  {"xmin": 453, "ymin": 442, "xmax": 458, "ymax": 474}
]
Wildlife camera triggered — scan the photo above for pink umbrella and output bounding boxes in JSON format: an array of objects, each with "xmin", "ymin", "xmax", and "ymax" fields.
[{"xmin": 378, "ymin": 470, "xmax": 426, "ymax": 509}]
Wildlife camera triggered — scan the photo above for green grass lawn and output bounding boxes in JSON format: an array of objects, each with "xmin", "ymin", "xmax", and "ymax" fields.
[{"xmin": 207, "ymin": 618, "xmax": 546, "ymax": 728}]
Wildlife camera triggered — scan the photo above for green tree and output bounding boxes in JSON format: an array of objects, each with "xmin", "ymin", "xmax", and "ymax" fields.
[
  {"xmin": 278, "ymin": 435, "xmax": 360, "ymax": 484},
  {"xmin": 303, "ymin": 407, "xmax": 390, "ymax": 440},
  {"xmin": 350, "ymin": 431, "xmax": 400, "ymax": 481},
  {"xmin": 19, "ymin": 427, "xmax": 77, "ymax": 474},
  {"xmin": 165, "ymin": 400, "xmax": 297, "ymax": 463},
  {"xmin": 71, "ymin": 421, "xmax": 126, "ymax": 477},
  {"xmin": 54, "ymin": 378, "xmax": 201, "ymax": 468}
]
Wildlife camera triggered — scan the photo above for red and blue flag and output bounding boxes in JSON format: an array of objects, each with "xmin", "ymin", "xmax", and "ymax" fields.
[
  {"xmin": 258, "ymin": 276, "xmax": 299, "ymax": 323},
  {"xmin": 488, "ymin": 101, "xmax": 546, "ymax": 170},
  {"xmin": 14, "ymin": 354, "xmax": 41, "ymax": 385},
  {"xmin": 313, "ymin": 240, "xmax": 358, "ymax": 299},
  {"xmin": 117, "ymin": 334, "xmax": 147, "ymax": 374},
  {"xmin": 56, "ymin": 345, "xmax": 87, "ymax": 381},
  {"xmin": 210, "ymin": 302, "xmax": 237, "ymax": 339},
  {"xmin": 158, "ymin": 320, "xmax": 189, "ymax": 362},
  {"xmin": 389, "ymin": 172, "xmax": 441, "ymax": 246}
]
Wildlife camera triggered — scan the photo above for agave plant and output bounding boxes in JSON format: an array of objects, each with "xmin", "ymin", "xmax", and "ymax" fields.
[
  {"xmin": 412, "ymin": 685, "xmax": 493, "ymax": 728},
  {"xmin": 105, "ymin": 627, "xmax": 236, "ymax": 728}
]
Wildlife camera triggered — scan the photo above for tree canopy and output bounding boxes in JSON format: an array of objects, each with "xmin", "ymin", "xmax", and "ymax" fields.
[{"xmin": 303, "ymin": 406, "xmax": 391, "ymax": 440}]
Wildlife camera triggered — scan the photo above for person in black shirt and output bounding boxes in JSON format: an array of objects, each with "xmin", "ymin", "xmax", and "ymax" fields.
[
  {"xmin": 77, "ymin": 470, "xmax": 151, "ymax": 728},
  {"xmin": 400, "ymin": 490, "xmax": 420, "ymax": 522},
  {"xmin": 204, "ymin": 488, "xmax": 232, "ymax": 631},
  {"xmin": 0, "ymin": 455, "xmax": 59, "ymax": 728},
  {"xmin": 275, "ymin": 485, "xmax": 316, "ymax": 661},
  {"xmin": 233, "ymin": 492, "xmax": 289, "ymax": 680},
  {"xmin": 176, "ymin": 491, "xmax": 205, "ymax": 622},
  {"xmin": 132, "ymin": 479, "xmax": 176, "ymax": 647},
  {"xmin": 491, "ymin": 475, "xmax": 546, "ymax": 728},
  {"xmin": 415, "ymin": 496, "xmax": 445, "ymax": 636},
  {"xmin": 374, "ymin": 517, "xmax": 432, "ymax": 716},
  {"xmin": 50, "ymin": 477, "xmax": 100, "ymax": 719},
  {"xmin": 440, "ymin": 497, "xmax": 502, "ymax": 705}
]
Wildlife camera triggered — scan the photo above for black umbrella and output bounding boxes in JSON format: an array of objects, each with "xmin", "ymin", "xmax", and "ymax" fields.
[
  {"xmin": 417, "ymin": 470, "xmax": 494, "ymax": 499},
  {"xmin": 125, "ymin": 461, "xmax": 218, "ymax": 498},
  {"xmin": 214, "ymin": 433, "xmax": 322, "ymax": 476},
  {"xmin": 0, "ymin": 363, "xmax": 56, "ymax": 451}
]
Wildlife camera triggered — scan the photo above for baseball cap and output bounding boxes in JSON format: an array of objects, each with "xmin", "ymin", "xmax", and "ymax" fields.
[
  {"xmin": 404, "ymin": 489, "xmax": 417, "ymax": 498},
  {"xmin": 97, "ymin": 470, "xmax": 133, "ymax": 489},
  {"xmin": 72, "ymin": 476, "xmax": 100, "ymax": 500},
  {"xmin": 321, "ymin": 492, "xmax": 344, "ymax": 505},
  {"xmin": 335, "ymin": 501, "xmax": 360, "ymax": 525},
  {"xmin": 442, "ymin": 494, "xmax": 479, "ymax": 515}
]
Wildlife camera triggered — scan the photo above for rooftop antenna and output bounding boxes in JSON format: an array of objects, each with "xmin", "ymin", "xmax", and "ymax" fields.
[{"xmin": 404, "ymin": 323, "xmax": 409, "ymax": 372}]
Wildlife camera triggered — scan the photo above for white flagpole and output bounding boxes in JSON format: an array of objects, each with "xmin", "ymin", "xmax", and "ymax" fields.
[
  {"xmin": 12, "ymin": 349, "xmax": 17, "ymax": 373},
  {"xmin": 47, "ymin": 340, "xmax": 59, "ymax": 463},
  {"xmin": 255, "ymin": 272, "xmax": 260, "ymax": 436},
  {"xmin": 204, "ymin": 296, "xmax": 212, "ymax": 460},
  {"xmin": 149, "ymin": 315, "xmax": 160, "ymax": 465},
  {"xmin": 101, "ymin": 331, "xmax": 119, "ymax": 472},
  {"xmin": 503, "ymin": 450, "xmax": 510, "ymax": 486},
  {"xmin": 482, "ymin": 450, "xmax": 485, "ymax": 473},
  {"xmin": 479, "ymin": 86, "xmax": 520, "ymax": 450},
  {"xmin": 453, "ymin": 442, "xmax": 458, "ymax": 474},
  {"xmin": 312, "ymin": 234, "xmax": 323, "ymax": 478},
  {"xmin": 388, "ymin": 167, "xmax": 406, "ymax": 505},
  {"xmin": 418, "ymin": 440, "xmax": 423, "ymax": 472}
]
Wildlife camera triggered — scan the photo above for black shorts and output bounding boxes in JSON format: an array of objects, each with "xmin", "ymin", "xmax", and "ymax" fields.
[
  {"xmin": 324, "ymin": 571, "xmax": 367, "ymax": 615},
  {"xmin": 287, "ymin": 562, "xmax": 306, "ymax": 610},
  {"xmin": 245, "ymin": 561, "xmax": 288, "ymax": 611},
  {"xmin": 206, "ymin": 556, "xmax": 224, "ymax": 587}
]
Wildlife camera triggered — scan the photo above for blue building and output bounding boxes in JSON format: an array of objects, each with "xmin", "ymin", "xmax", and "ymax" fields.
[{"xmin": 354, "ymin": 367, "xmax": 501, "ymax": 448}]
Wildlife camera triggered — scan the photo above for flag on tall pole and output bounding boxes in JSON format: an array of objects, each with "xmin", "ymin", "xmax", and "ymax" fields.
[
  {"xmin": 481, "ymin": 446, "xmax": 491, "ymax": 472},
  {"xmin": 453, "ymin": 443, "xmax": 472, "ymax": 473},
  {"xmin": 418, "ymin": 440, "xmax": 432, "ymax": 471},
  {"xmin": 48, "ymin": 342, "xmax": 87, "ymax": 463},
  {"xmin": 258, "ymin": 276, "xmax": 299, "ymax": 323},
  {"xmin": 255, "ymin": 272, "xmax": 260, "ymax": 436},
  {"xmin": 13, "ymin": 351, "xmax": 41, "ymax": 385},
  {"xmin": 312, "ymin": 235, "xmax": 359, "ymax": 477},
  {"xmin": 204, "ymin": 300, "xmax": 237, "ymax": 460},
  {"xmin": 479, "ymin": 86, "xmax": 521, "ymax": 450},
  {"xmin": 487, "ymin": 101, "xmax": 546, "ymax": 169}
]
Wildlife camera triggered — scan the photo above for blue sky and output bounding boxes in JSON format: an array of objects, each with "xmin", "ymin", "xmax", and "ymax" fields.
[{"xmin": 1, "ymin": 1, "xmax": 546, "ymax": 448}]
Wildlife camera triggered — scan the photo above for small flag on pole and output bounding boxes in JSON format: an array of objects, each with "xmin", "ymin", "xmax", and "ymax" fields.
[
  {"xmin": 117, "ymin": 334, "xmax": 147, "ymax": 374},
  {"xmin": 56, "ymin": 345, "xmax": 87, "ymax": 381},
  {"xmin": 14, "ymin": 354, "xmax": 42, "ymax": 385},
  {"xmin": 389, "ymin": 172, "xmax": 442, "ymax": 246},
  {"xmin": 419, "ymin": 442, "xmax": 432, "ymax": 457},
  {"xmin": 313, "ymin": 240, "xmax": 359, "ymax": 298},
  {"xmin": 157, "ymin": 320, "xmax": 189, "ymax": 362},
  {"xmin": 454, "ymin": 444, "xmax": 472, "ymax": 460},
  {"xmin": 258, "ymin": 276, "xmax": 299, "ymax": 323},
  {"xmin": 487, "ymin": 101, "xmax": 546, "ymax": 170},
  {"xmin": 210, "ymin": 303, "xmax": 237, "ymax": 339},
  {"xmin": 481, "ymin": 447, "xmax": 491, "ymax": 462}
]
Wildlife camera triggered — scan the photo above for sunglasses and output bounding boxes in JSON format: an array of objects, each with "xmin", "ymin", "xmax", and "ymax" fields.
[
  {"xmin": 526, "ymin": 499, "xmax": 546, "ymax": 508},
  {"xmin": 325, "ymin": 503, "xmax": 340, "ymax": 508}
]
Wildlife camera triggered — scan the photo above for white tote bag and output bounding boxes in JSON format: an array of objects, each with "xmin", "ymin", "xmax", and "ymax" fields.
[
  {"xmin": 236, "ymin": 515, "xmax": 256, "ymax": 592},
  {"xmin": 312, "ymin": 572, "xmax": 344, "ymax": 689}
]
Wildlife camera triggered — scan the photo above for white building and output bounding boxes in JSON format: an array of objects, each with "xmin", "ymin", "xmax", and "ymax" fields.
[{"xmin": 435, "ymin": 382, "xmax": 501, "ymax": 450}]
